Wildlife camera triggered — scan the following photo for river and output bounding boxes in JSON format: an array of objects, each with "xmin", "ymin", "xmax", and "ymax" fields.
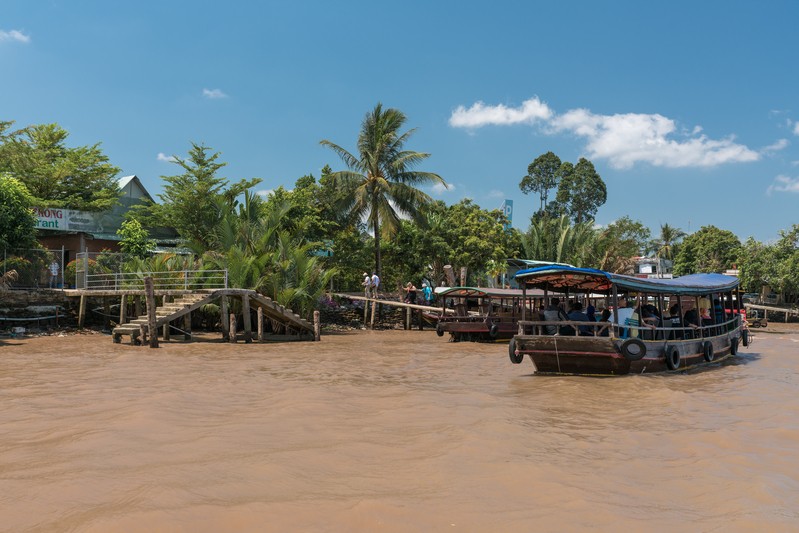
[{"xmin": 1, "ymin": 328, "xmax": 798, "ymax": 532}]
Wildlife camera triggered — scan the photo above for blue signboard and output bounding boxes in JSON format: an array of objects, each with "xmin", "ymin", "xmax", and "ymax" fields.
[{"xmin": 501, "ymin": 199, "xmax": 513, "ymax": 230}]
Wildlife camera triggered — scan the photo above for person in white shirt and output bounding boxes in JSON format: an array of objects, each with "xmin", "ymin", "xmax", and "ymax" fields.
[
  {"xmin": 362, "ymin": 272, "xmax": 371, "ymax": 297},
  {"xmin": 370, "ymin": 272, "xmax": 380, "ymax": 298},
  {"xmin": 613, "ymin": 296, "xmax": 634, "ymax": 336}
]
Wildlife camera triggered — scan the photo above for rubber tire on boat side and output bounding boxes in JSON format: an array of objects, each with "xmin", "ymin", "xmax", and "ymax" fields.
[
  {"xmin": 620, "ymin": 338, "xmax": 646, "ymax": 361},
  {"xmin": 509, "ymin": 338, "xmax": 524, "ymax": 364},
  {"xmin": 436, "ymin": 324, "xmax": 444, "ymax": 337},
  {"xmin": 703, "ymin": 340, "xmax": 714, "ymax": 362},
  {"xmin": 730, "ymin": 337, "xmax": 739, "ymax": 356},
  {"xmin": 665, "ymin": 346, "xmax": 681, "ymax": 370},
  {"xmin": 741, "ymin": 329, "xmax": 749, "ymax": 347},
  {"xmin": 489, "ymin": 323, "xmax": 499, "ymax": 339}
]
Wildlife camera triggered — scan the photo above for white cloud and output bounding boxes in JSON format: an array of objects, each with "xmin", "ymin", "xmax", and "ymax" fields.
[
  {"xmin": 256, "ymin": 189, "xmax": 274, "ymax": 198},
  {"xmin": 794, "ymin": 122, "xmax": 799, "ymax": 136},
  {"xmin": 156, "ymin": 152, "xmax": 176, "ymax": 162},
  {"xmin": 202, "ymin": 88, "xmax": 228, "ymax": 99},
  {"xmin": 450, "ymin": 96, "xmax": 764, "ymax": 169},
  {"xmin": 762, "ymin": 139, "xmax": 789, "ymax": 153},
  {"xmin": 0, "ymin": 29, "xmax": 30, "ymax": 43},
  {"xmin": 767, "ymin": 175, "xmax": 799, "ymax": 195},
  {"xmin": 449, "ymin": 97, "xmax": 552, "ymax": 128},
  {"xmin": 431, "ymin": 182, "xmax": 452, "ymax": 195},
  {"xmin": 550, "ymin": 109, "xmax": 760, "ymax": 169}
]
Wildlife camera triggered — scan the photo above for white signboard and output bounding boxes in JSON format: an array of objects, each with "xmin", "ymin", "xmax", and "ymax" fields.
[{"xmin": 34, "ymin": 207, "xmax": 107, "ymax": 233}]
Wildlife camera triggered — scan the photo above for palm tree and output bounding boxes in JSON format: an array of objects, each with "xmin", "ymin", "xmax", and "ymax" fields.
[
  {"xmin": 320, "ymin": 103, "xmax": 447, "ymax": 276},
  {"xmin": 651, "ymin": 223, "xmax": 686, "ymax": 277}
]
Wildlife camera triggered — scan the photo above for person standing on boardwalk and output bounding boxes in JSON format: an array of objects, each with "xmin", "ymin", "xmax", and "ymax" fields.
[
  {"xmin": 370, "ymin": 272, "xmax": 380, "ymax": 298},
  {"xmin": 404, "ymin": 282, "xmax": 417, "ymax": 304},
  {"xmin": 362, "ymin": 272, "xmax": 371, "ymax": 297}
]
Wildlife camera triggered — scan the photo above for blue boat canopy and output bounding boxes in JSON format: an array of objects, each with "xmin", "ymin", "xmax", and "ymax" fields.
[{"xmin": 513, "ymin": 265, "xmax": 739, "ymax": 296}]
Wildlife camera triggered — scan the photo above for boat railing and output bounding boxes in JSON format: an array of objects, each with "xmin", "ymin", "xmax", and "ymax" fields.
[{"xmin": 517, "ymin": 314, "xmax": 742, "ymax": 339}]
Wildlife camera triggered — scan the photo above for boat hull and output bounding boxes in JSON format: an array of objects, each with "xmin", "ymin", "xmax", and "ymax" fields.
[
  {"xmin": 437, "ymin": 317, "xmax": 516, "ymax": 342},
  {"xmin": 511, "ymin": 331, "xmax": 741, "ymax": 375}
]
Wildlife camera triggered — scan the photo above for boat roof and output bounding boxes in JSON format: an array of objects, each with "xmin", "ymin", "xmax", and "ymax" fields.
[
  {"xmin": 513, "ymin": 265, "xmax": 739, "ymax": 295},
  {"xmin": 433, "ymin": 286, "xmax": 542, "ymax": 298}
]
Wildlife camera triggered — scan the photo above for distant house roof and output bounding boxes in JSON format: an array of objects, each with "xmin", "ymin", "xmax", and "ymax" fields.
[{"xmin": 117, "ymin": 175, "xmax": 156, "ymax": 205}]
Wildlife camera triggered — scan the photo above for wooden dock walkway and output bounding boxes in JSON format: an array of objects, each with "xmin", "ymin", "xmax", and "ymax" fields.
[
  {"xmin": 745, "ymin": 303, "xmax": 799, "ymax": 323},
  {"xmin": 97, "ymin": 288, "xmax": 314, "ymax": 344}
]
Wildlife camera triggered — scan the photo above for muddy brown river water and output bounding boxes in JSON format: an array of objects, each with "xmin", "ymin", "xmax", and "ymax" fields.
[{"xmin": 1, "ymin": 327, "xmax": 798, "ymax": 532}]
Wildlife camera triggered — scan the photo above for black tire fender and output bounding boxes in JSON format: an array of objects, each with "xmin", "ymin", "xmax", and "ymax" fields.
[
  {"xmin": 620, "ymin": 338, "xmax": 646, "ymax": 361},
  {"xmin": 665, "ymin": 346, "xmax": 681, "ymax": 370},
  {"xmin": 730, "ymin": 337, "xmax": 739, "ymax": 356},
  {"xmin": 703, "ymin": 340, "xmax": 714, "ymax": 362},
  {"xmin": 741, "ymin": 329, "xmax": 749, "ymax": 347},
  {"xmin": 509, "ymin": 338, "xmax": 523, "ymax": 364},
  {"xmin": 436, "ymin": 324, "xmax": 444, "ymax": 337},
  {"xmin": 489, "ymin": 322, "xmax": 499, "ymax": 338}
]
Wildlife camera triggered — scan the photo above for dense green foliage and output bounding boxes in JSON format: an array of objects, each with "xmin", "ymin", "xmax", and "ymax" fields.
[
  {"xmin": 673, "ymin": 225, "xmax": 742, "ymax": 276},
  {"xmin": 0, "ymin": 173, "xmax": 38, "ymax": 251},
  {"xmin": 738, "ymin": 225, "xmax": 799, "ymax": 302},
  {"xmin": 146, "ymin": 142, "xmax": 261, "ymax": 251},
  {"xmin": 0, "ymin": 121, "xmax": 121, "ymax": 211},
  {"xmin": 117, "ymin": 219, "xmax": 156, "ymax": 259}
]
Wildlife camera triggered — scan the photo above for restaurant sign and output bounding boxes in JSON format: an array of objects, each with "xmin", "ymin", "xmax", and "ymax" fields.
[{"xmin": 34, "ymin": 207, "xmax": 107, "ymax": 233}]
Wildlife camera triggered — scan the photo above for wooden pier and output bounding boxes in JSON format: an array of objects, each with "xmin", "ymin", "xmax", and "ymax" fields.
[
  {"xmin": 64, "ymin": 288, "xmax": 315, "ymax": 344},
  {"xmin": 331, "ymin": 293, "xmax": 453, "ymax": 330}
]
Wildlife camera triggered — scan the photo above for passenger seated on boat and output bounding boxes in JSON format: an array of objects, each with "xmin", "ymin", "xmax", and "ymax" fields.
[
  {"xmin": 683, "ymin": 308, "xmax": 700, "ymax": 339},
  {"xmin": 543, "ymin": 297, "xmax": 568, "ymax": 335},
  {"xmin": 566, "ymin": 301, "xmax": 593, "ymax": 336},
  {"xmin": 611, "ymin": 297, "xmax": 634, "ymax": 337},
  {"xmin": 596, "ymin": 308, "xmax": 612, "ymax": 337},
  {"xmin": 667, "ymin": 304, "xmax": 684, "ymax": 339},
  {"xmin": 454, "ymin": 303, "xmax": 469, "ymax": 317}
]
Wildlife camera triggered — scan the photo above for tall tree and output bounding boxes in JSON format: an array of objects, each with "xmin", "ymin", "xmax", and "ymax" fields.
[
  {"xmin": 591, "ymin": 216, "xmax": 651, "ymax": 274},
  {"xmin": 519, "ymin": 151, "xmax": 563, "ymax": 214},
  {"xmin": 0, "ymin": 122, "xmax": 121, "ymax": 211},
  {"xmin": 320, "ymin": 103, "xmax": 447, "ymax": 276},
  {"xmin": 0, "ymin": 174, "xmax": 38, "ymax": 251},
  {"xmin": 673, "ymin": 225, "xmax": 741, "ymax": 275},
  {"xmin": 553, "ymin": 157, "xmax": 607, "ymax": 224},
  {"xmin": 649, "ymin": 223, "xmax": 686, "ymax": 277},
  {"xmin": 150, "ymin": 142, "xmax": 260, "ymax": 251}
]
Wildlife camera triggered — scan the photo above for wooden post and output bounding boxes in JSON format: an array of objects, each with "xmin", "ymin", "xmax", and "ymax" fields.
[
  {"xmin": 120, "ymin": 294, "xmax": 128, "ymax": 325},
  {"xmin": 460, "ymin": 266, "xmax": 468, "ymax": 286},
  {"xmin": 144, "ymin": 276, "xmax": 158, "ymax": 348},
  {"xmin": 313, "ymin": 310, "xmax": 321, "ymax": 341},
  {"xmin": 370, "ymin": 300, "xmax": 377, "ymax": 329},
  {"xmin": 220, "ymin": 296, "xmax": 229, "ymax": 341},
  {"xmin": 257, "ymin": 307, "xmax": 264, "ymax": 341},
  {"xmin": 162, "ymin": 295, "xmax": 171, "ymax": 340},
  {"xmin": 242, "ymin": 293, "xmax": 252, "ymax": 343},
  {"xmin": 405, "ymin": 306, "xmax": 411, "ymax": 330},
  {"xmin": 229, "ymin": 313, "xmax": 237, "ymax": 343},
  {"xmin": 139, "ymin": 324, "xmax": 147, "ymax": 346},
  {"xmin": 418, "ymin": 309, "xmax": 423, "ymax": 330},
  {"xmin": 183, "ymin": 311, "xmax": 191, "ymax": 340},
  {"xmin": 134, "ymin": 296, "xmax": 142, "ymax": 318},
  {"xmin": 363, "ymin": 297, "xmax": 369, "ymax": 325},
  {"xmin": 78, "ymin": 294, "xmax": 87, "ymax": 328},
  {"xmin": 444, "ymin": 265, "xmax": 456, "ymax": 287}
]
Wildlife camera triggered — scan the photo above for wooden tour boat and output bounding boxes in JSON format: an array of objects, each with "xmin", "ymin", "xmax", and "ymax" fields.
[
  {"xmin": 433, "ymin": 286, "xmax": 541, "ymax": 342},
  {"xmin": 509, "ymin": 266, "xmax": 749, "ymax": 375}
]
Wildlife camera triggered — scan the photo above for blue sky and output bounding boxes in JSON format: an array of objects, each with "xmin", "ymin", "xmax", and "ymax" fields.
[{"xmin": 2, "ymin": 0, "xmax": 797, "ymax": 243}]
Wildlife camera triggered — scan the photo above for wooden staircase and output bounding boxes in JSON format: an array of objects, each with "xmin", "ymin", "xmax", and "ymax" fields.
[
  {"xmin": 112, "ymin": 290, "xmax": 315, "ymax": 344},
  {"xmin": 113, "ymin": 292, "xmax": 211, "ymax": 344}
]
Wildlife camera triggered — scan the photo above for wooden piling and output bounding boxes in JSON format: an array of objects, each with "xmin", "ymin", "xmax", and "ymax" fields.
[
  {"xmin": 229, "ymin": 313, "xmax": 237, "ymax": 343},
  {"xmin": 183, "ymin": 311, "xmax": 191, "ymax": 340},
  {"xmin": 220, "ymin": 296, "xmax": 229, "ymax": 341},
  {"xmin": 119, "ymin": 294, "xmax": 128, "ymax": 326},
  {"xmin": 313, "ymin": 310, "xmax": 320, "ymax": 341},
  {"xmin": 370, "ymin": 300, "xmax": 377, "ymax": 329},
  {"xmin": 242, "ymin": 293, "xmax": 252, "ymax": 343},
  {"xmin": 144, "ymin": 276, "xmax": 158, "ymax": 348},
  {"xmin": 78, "ymin": 294, "xmax": 86, "ymax": 328},
  {"xmin": 257, "ymin": 307, "xmax": 264, "ymax": 341}
]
